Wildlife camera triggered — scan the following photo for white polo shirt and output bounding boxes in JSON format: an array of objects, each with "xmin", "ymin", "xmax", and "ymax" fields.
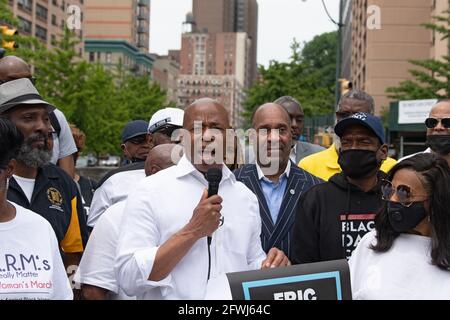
[
  {"xmin": 115, "ymin": 154, "xmax": 266, "ymax": 300},
  {"xmin": 87, "ymin": 169, "xmax": 145, "ymax": 227}
]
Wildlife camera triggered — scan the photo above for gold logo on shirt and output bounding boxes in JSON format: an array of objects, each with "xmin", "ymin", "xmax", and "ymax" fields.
[{"xmin": 47, "ymin": 187, "xmax": 63, "ymax": 206}]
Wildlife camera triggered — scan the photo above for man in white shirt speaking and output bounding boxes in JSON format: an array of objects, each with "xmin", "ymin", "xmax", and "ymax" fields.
[{"xmin": 115, "ymin": 98, "xmax": 289, "ymax": 300}]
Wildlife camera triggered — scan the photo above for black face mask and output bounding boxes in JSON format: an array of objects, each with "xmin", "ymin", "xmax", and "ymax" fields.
[
  {"xmin": 338, "ymin": 149, "xmax": 380, "ymax": 179},
  {"xmin": 387, "ymin": 201, "xmax": 428, "ymax": 233},
  {"xmin": 426, "ymin": 135, "xmax": 450, "ymax": 155}
]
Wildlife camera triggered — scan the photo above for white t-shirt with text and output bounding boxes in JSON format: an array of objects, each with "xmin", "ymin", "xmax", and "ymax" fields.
[{"xmin": 0, "ymin": 202, "xmax": 73, "ymax": 300}]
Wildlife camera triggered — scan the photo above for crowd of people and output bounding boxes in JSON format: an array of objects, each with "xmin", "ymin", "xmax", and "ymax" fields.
[{"xmin": 0, "ymin": 55, "xmax": 449, "ymax": 300}]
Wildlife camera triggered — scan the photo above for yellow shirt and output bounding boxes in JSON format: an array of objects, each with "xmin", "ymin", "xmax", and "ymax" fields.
[{"xmin": 298, "ymin": 143, "xmax": 397, "ymax": 181}]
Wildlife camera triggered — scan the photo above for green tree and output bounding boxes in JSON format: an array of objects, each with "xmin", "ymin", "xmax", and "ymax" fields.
[
  {"xmin": 117, "ymin": 73, "xmax": 168, "ymax": 121},
  {"xmin": 71, "ymin": 63, "xmax": 128, "ymax": 156},
  {"xmin": 33, "ymin": 27, "xmax": 89, "ymax": 119},
  {"xmin": 1, "ymin": 0, "xmax": 47, "ymax": 59},
  {"xmin": 2, "ymin": 1, "xmax": 169, "ymax": 155},
  {"xmin": 386, "ymin": 2, "xmax": 450, "ymax": 100},
  {"xmin": 243, "ymin": 31, "xmax": 337, "ymax": 127}
]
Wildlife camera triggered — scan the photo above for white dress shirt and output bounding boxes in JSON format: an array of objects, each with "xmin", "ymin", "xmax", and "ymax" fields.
[
  {"xmin": 74, "ymin": 201, "xmax": 135, "ymax": 300},
  {"xmin": 87, "ymin": 169, "xmax": 145, "ymax": 227},
  {"xmin": 115, "ymin": 154, "xmax": 266, "ymax": 300}
]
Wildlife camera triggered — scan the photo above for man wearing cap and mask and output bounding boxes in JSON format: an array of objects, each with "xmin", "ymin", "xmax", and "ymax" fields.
[
  {"xmin": 291, "ymin": 112, "xmax": 389, "ymax": 263},
  {"xmin": 0, "ymin": 78, "xmax": 88, "ymax": 279},
  {"xmin": 120, "ymin": 120, "xmax": 152, "ymax": 165},
  {"xmin": 299, "ymin": 90, "xmax": 396, "ymax": 181},
  {"xmin": 87, "ymin": 108, "xmax": 184, "ymax": 227}
]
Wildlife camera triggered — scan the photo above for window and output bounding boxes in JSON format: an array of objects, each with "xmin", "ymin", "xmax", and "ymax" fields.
[
  {"xmin": 51, "ymin": 34, "xmax": 56, "ymax": 45},
  {"xmin": 97, "ymin": 52, "xmax": 101, "ymax": 60},
  {"xmin": 106, "ymin": 52, "xmax": 112, "ymax": 64},
  {"xmin": 89, "ymin": 52, "xmax": 95, "ymax": 62},
  {"xmin": 52, "ymin": 0, "xmax": 57, "ymax": 5},
  {"xmin": 17, "ymin": 0, "xmax": 32, "ymax": 12},
  {"xmin": 18, "ymin": 16, "xmax": 32, "ymax": 34},
  {"xmin": 35, "ymin": 25, "xmax": 47, "ymax": 41},
  {"xmin": 36, "ymin": 4, "xmax": 48, "ymax": 22},
  {"xmin": 52, "ymin": 14, "xmax": 57, "ymax": 26}
]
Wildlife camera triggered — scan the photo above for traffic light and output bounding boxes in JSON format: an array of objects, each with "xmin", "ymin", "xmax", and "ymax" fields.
[
  {"xmin": 339, "ymin": 78, "xmax": 353, "ymax": 95},
  {"xmin": 0, "ymin": 26, "xmax": 18, "ymax": 50}
]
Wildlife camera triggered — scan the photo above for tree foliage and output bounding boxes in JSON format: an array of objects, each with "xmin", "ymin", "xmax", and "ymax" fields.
[
  {"xmin": 2, "ymin": 0, "xmax": 169, "ymax": 155},
  {"xmin": 243, "ymin": 31, "xmax": 337, "ymax": 127},
  {"xmin": 386, "ymin": 2, "xmax": 450, "ymax": 100}
]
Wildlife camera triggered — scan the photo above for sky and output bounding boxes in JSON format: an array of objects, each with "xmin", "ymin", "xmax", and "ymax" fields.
[{"xmin": 149, "ymin": 0, "xmax": 340, "ymax": 67}]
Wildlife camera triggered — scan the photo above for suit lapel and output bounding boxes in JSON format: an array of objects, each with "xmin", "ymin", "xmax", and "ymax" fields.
[{"xmin": 240, "ymin": 166, "xmax": 274, "ymax": 237}]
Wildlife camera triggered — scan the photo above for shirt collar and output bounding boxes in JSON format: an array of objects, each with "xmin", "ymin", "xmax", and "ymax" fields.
[
  {"xmin": 326, "ymin": 143, "xmax": 341, "ymax": 169},
  {"xmin": 175, "ymin": 153, "xmax": 236, "ymax": 184},
  {"xmin": 256, "ymin": 160, "xmax": 291, "ymax": 181}
]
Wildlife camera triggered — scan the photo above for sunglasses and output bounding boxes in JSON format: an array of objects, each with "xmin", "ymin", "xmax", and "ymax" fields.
[
  {"xmin": 381, "ymin": 179, "xmax": 428, "ymax": 207},
  {"xmin": 425, "ymin": 118, "xmax": 450, "ymax": 129}
]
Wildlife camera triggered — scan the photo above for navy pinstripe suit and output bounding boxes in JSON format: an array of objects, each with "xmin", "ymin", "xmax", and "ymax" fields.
[{"xmin": 234, "ymin": 162, "xmax": 323, "ymax": 259}]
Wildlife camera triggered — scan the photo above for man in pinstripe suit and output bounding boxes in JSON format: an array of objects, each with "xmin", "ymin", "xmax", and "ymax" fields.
[{"xmin": 234, "ymin": 103, "xmax": 323, "ymax": 259}]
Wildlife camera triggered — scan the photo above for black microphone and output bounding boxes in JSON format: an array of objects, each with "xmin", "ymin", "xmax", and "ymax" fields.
[{"xmin": 205, "ymin": 168, "xmax": 222, "ymax": 245}]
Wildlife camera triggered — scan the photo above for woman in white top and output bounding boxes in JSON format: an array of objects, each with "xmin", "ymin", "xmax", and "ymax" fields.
[
  {"xmin": 349, "ymin": 153, "xmax": 450, "ymax": 300},
  {"xmin": 0, "ymin": 118, "xmax": 72, "ymax": 300}
]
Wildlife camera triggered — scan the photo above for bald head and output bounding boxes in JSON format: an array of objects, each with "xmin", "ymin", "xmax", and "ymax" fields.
[
  {"xmin": 145, "ymin": 143, "xmax": 183, "ymax": 176},
  {"xmin": 0, "ymin": 56, "xmax": 32, "ymax": 81},
  {"xmin": 183, "ymin": 98, "xmax": 230, "ymax": 129},
  {"xmin": 252, "ymin": 103, "xmax": 293, "ymax": 171},
  {"xmin": 252, "ymin": 103, "xmax": 291, "ymax": 128}
]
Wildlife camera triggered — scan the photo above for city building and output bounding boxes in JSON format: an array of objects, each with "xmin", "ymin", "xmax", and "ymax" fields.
[
  {"xmin": 83, "ymin": 0, "xmax": 153, "ymax": 75},
  {"xmin": 7, "ymin": 0, "xmax": 84, "ymax": 55},
  {"xmin": 343, "ymin": 0, "xmax": 449, "ymax": 114},
  {"xmin": 192, "ymin": 0, "xmax": 258, "ymax": 85},
  {"xmin": 178, "ymin": 31, "xmax": 251, "ymax": 127},
  {"xmin": 178, "ymin": 74, "xmax": 246, "ymax": 127},
  {"xmin": 151, "ymin": 53, "xmax": 180, "ymax": 105}
]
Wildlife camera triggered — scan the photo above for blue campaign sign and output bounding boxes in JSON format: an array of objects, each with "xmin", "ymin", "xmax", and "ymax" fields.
[{"xmin": 226, "ymin": 259, "xmax": 352, "ymax": 300}]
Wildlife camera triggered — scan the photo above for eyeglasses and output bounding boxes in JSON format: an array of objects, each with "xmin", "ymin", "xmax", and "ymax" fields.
[
  {"xmin": 425, "ymin": 117, "xmax": 450, "ymax": 129},
  {"xmin": 381, "ymin": 179, "xmax": 428, "ymax": 207},
  {"xmin": 0, "ymin": 76, "xmax": 36, "ymax": 86}
]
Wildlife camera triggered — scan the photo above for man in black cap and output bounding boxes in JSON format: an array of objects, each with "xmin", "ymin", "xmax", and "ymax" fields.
[
  {"xmin": 120, "ymin": 120, "xmax": 151, "ymax": 165},
  {"xmin": 0, "ymin": 78, "xmax": 88, "ymax": 280},
  {"xmin": 291, "ymin": 112, "xmax": 389, "ymax": 264}
]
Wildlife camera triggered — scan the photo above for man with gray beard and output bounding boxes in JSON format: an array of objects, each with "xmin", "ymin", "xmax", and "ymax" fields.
[{"xmin": 0, "ymin": 78, "xmax": 89, "ymax": 290}]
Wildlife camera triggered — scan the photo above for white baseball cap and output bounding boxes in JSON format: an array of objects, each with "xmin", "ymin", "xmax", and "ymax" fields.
[{"xmin": 148, "ymin": 108, "xmax": 184, "ymax": 133}]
